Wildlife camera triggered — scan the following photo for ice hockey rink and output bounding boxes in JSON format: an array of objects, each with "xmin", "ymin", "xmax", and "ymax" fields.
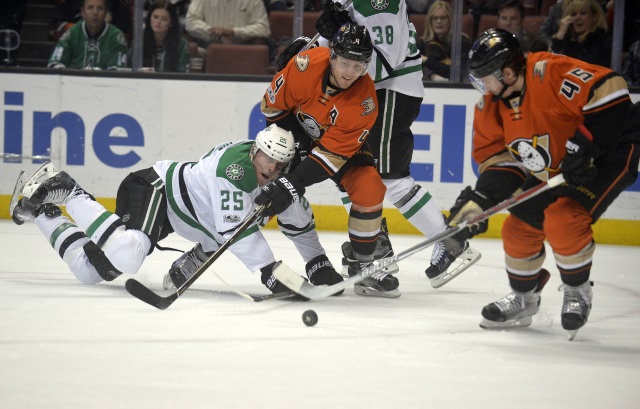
[{"xmin": 1, "ymin": 220, "xmax": 639, "ymax": 409}]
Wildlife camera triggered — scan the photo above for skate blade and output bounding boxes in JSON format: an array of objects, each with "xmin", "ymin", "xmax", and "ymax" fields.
[
  {"xmin": 9, "ymin": 171, "xmax": 28, "ymax": 217},
  {"xmin": 430, "ymin": 246, "xmax": 482, "ymax": 289},
  {"xmin": 340, "ymin": 260, "xmax": 399, "ymax": 278},
  {"xmin": 479, "ymin": 315, "xmax": 533, "ymax": 329},
  {"xmin": 353, "ymin": 285, "xmax": 401, "ymax": 298},
  {"xmin": 567, "ymin": 330, "xmax": 579, "ymax": 341},
  {"xmin": 20, "ymin": 161, "xmax": 60, "ymax": 198}
]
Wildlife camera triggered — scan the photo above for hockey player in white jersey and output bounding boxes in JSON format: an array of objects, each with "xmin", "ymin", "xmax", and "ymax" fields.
[
  {"xmin": 10, "ymin": 124, "xmax": 344, "ymax": 294},
  {"xmin": 309, "ymin": 0, "xmax": 480, "ymax": 287}
]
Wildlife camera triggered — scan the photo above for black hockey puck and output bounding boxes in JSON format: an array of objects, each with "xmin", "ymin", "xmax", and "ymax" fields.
[{"xmin": 302, "ymin": 309, "xmax": 318, "ymax": 327}]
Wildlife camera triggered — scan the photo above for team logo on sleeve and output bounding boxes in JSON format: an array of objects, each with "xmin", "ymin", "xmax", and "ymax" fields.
[
  {"xmin": 533, "ymin": 60, "xmax": 548, "ymax": 82},
  {"xmin": 361, "ymin": 97, "xmax": 376, "ymax": 116},
  {"xmin": 371, "ymin": 0, "xmax": 389, "ymax": 10},
  {"xmin": 294, "ymin": 54, "xmax": 310, "ymax": 72},
  {"xmin": 225, "ymin": 164, "xmax": 244, "ymax": 180}
]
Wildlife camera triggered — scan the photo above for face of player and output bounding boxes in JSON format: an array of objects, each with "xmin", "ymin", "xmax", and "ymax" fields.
[
  {"xmin": 498, "ymin": 8, "xmax": 523, "ymax": 34},
  {"xmin": 471, "ymin": 68, "xmax": 521, "ymax": 97},
  {"xmin": 253, "ymin": 150, "xmax": 287, "ymax": 187},
  {"xmin": 569, "ymin": 7, "xmax": 595, "ymax": 36},
  {"xmin": 330, "ymin": 55, "xmax": 367, "ymax": 89},
  {"xmin": 430, "ymin": 9, "xmax": 450, "ymax": 38},
  {"xmin": 150, "ymin": 8, "xmax": 172, "ymax": 35},
  {"xmin": 82, "ymin": 0, "xmax": 107, "ymax": 34}
]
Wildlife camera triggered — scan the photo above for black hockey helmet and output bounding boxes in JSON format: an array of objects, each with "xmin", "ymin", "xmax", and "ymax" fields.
[
  {"xmin": 468, "ymin": 28, "xmax": 525, "ymax": 80},
  {"xmin": 330, "ymin": 23, "xmax": 373, "ymax": 63}
]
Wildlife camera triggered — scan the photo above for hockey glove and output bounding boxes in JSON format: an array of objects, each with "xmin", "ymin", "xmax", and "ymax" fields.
[
  {"xmin": 447, "ymin": 186, "xmax": 493, "ymax": 240},
  {"xmin": 315, "ymin": 1, "xmax": 353, "ymax": 40},
  {"xmin": 261, "ymin": 261, "xmax": 291, "ymax": 293},
  {"xmin": 275, "ymin": 36, "xmax": 319, "ymax": 71},
  {"xmin": 305, "ymin": 254, "xmax": 344, "ymax": 295},
  {"xmin": 255, "ymin": 173, "xmax": 306, "ymax": 216},
  {"xmin": 562, "ymin": 125, "xmax": 600, "ymax": 187}
]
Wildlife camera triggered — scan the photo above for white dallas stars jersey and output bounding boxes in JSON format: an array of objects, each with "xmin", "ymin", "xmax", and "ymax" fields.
[
  {"xmin": 325, "ymin": 0, "xmax": 424, "ymax": 97},
  {"xmin": 153, "ymin": 141, "xmax": 274, "ymax": 272}
]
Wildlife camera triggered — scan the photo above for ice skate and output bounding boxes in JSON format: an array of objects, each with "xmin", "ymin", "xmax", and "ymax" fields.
[
  {"xmin": 480, "ymin": 269, "xmax": 551, "ymax": 329},
  {"xmin": 12, "ymin": 197, "xmax": 62, "ymax": 225},
  {"xmin": 9, "ymin": 162, "xmax": 60, "ymax": 219},
  {"xmin": 342, "ymin": 242, "xmax": 400, "ymax": 298},
  {"xmin": 163, "ymin": 243, "xmax": 210, "ymax": 290},
  {"xmin": 425, "ymin": 231, "xmax": 481, "ymax": 288},
  {"xmin": 341, "ymin": 217, "xmax": 398, "ymax": 277},
  {"xmin": 27, "ymin": 170, "xmax": 90, "ymax": 208},
  {"xmin": 559, "ymin": 281, "xmax": 593, "ymax": 341}
]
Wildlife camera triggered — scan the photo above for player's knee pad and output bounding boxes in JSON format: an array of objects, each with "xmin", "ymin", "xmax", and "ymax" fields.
[
  {"xmin": 64, "ymin": 243, "xmax": 105, "ymax": 284},
  {"xmin": 502, "ymin": 215, "xmax": 546, "ymax": 259},
  {"xmin": 342, "ymin": 166, "xmax": 385, "ymax": 208},
  {"xmin": 101, "ymin": 227, "xmax": 151, "ymax": 275},
  {"xmin": 382, "ymin": 176, "xmax": 418, "ymax": 205},
  {"xmin": 544, "ymin": 197, "xmax": 593, "ymax": 255}
]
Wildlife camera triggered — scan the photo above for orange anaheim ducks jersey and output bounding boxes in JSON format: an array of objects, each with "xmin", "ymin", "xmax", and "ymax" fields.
[
  {"xmin": 473, "ymin": 52, "xmax": 631, "ymax": 181},
  {"xmin": 261, "ymin": 47, "xmax": 377, "ymax": 177}
]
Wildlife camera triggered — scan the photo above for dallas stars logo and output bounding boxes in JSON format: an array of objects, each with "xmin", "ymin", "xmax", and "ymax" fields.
[
  {"xmin": 225, "ymin": 164, "xmax": 244, "ymax": 180},
  {"xmin": 371, "ymin": 0, "xmax": 389, "ymax": 10}
]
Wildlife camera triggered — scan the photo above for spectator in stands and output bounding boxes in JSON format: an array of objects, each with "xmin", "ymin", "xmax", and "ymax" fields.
[
  {"xmin": 142, "ymin": 0, "xmax": 189, "ymax": 72},
  {"xmin": 497, "ymin": 0, "xmax": 547, "ymax": 52},
  {"xmin": 185, "ymin": 0, "xmax": 270, "ymax": 46},
  {"xmin": 551, "ymin": 0, "xmax": 611, "ymax": 67},
  {"xmin": 49, "ymin": 0, "xmax": 132, "ymax": 44},
  {"xmin": 48, "ymin": 0, "xmax": 128, "ymax": 69},
  {"xmin": 417, "ymin": 0, "xmax": 471, "ymax": 81}
]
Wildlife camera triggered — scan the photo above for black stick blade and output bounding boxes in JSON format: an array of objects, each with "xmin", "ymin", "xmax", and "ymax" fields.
[{"xmin": 125, "ymin": 279, "xmax": 179, "ymax": 310}]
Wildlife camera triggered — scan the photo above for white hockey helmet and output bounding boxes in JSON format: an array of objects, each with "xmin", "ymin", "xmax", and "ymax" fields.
[{"xmin": 251, "ymin": 124, "xmax": 296, "ymax": 166}]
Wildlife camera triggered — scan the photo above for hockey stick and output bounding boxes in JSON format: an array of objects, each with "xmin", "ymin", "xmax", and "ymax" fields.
[
  {"xmin": 274, "ymin": 174, "xmax": 566, "ymax": 300},
  {"xmin": 125, "ymin": 204, "xmax": 268, "ymax": 310},
  {"xmin": 210, "ymin": 269, "xmax": 302, "ymax": 302},
  {"xmin": 301, "ymin": 0, "xmax": 354, "ymax": 51}
]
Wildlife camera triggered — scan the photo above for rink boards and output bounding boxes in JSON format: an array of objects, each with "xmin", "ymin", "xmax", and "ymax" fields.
[{"xmin": 0, "ymin": 71, "xmax": 638, "ymax": 244}]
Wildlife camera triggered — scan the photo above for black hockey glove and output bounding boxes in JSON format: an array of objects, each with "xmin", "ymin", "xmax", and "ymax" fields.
[
  {"xmin": 255, "ymin": 173, "xmax": 306, "ymax": 216},
  {"xmin": 305, "ymin": 254, "xmax": 344, "ymax": 295},
  {"xmin": 562, "ymin": 126, "xmax": 600, "ymax": 187},
  {"xmin": 275, "ymin": 36, "xmax": 319, "ymax": 71},
  {"xmin": 447, "ymin": 186, "xmax": 494, "ymax": 240},
  {"xmin": 315, "ymin": 0, "xmax": 353, "ymax": 40},
  {"xmin": 260, "ymin": 261, "xmax": 291, "ymax": 293}
]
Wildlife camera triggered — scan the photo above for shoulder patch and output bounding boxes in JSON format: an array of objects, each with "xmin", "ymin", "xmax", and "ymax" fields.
[
  {"xmin": 361, "ymin": 97, "xmax": 376, "ymax": 115},
  {"xmin": 225, "ymin": 163, "xmax": 244, "ymax": 180},
  {"xmin": 371, "ymin": 0, "xmax": 390, "ymax": 10},
  {"xmin": 294, "ymin": 54, "xmax": 310, "ymax": 71},
  {"xmin": 533, "ymin": 60, "xmax": 547, "ymax": 82}
]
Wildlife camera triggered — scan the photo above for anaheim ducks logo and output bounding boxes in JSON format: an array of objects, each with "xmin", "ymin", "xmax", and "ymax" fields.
[
  {"xmin": 294, "ymin": 54, "xmax": 310, "ymax": 72},
  {"xmin": 507, "ymin": 134, "xmax": 559, "ymax": 180},
  {"xmin": 361, "ymin": 97, "xmax": 375, "ymax": 116},
  {"xmin": 533, "ymin": 60, "xmax": 547, "ymax": 82},
  {"xmin": 296, "ymin": 111, "xmax": 329, "ymax": 141},
  {"xmin": 225, "ymin": 163, "xmax": 244, "ymax": 180}
]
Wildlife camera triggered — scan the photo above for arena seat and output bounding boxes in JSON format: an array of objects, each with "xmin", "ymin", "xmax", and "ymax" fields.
[
  {"xmin": 523, "ymin": 15, "xmax": 546, "ymax": 37},
  {"xmin": 476, "ymin": 14, "xmax": 499, "ymax": 39},
  {"xmin": 206, "ymin": 44, "xmax": 270, "ymax": 75}
]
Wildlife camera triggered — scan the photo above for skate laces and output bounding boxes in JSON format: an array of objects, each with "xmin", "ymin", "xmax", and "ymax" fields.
[
  {"xmin": 493, "ymin": 290, "xmax": 538, "ymax": 313},
  {"xmin": 431, "ymin": 236, "xmax": 466, "ymax": 265},
  {"xmin": 173, "ymin": 249, "xmax": 204, "ymax": 280},
  {"xmin": 558, "ymin": 283, "xmax": 592, "ymax": 314}
]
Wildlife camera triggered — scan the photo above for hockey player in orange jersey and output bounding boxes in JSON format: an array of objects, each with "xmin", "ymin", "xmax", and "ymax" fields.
[
  {"xmin": 462, "ymin": 28, "xmax": 640, "ymax": 339},
  {"xmin": 255, "ymin": 23, "xmax": 400, "ymax": 298}
]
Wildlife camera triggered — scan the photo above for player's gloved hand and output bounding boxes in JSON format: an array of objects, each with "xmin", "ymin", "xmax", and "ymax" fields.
[
  {"xmin": 448, "ymin": 186, "xmax": 493, "ymax": 240},
  {"xmin": 255, "ymin": 173, "xmax": 306, "ymax": 216},
  {"xmin": 305, "ymin": 254, "xmax": 344, "ymax": 295},
  {"xmin": 275, "ymin": 36, "xmax": 319, "ymax": 71},
  {"xmin": 315, "ymin": 1, "xmax": 353, "ymax": 40},
  {"xmin": 562, "ymin": 125, "xmax": 600, "ymax": 186}
]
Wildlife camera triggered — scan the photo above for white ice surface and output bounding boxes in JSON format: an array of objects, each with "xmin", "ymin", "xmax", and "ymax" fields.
[{"xmin": 1, "ymin": 220, "xmax": 639, "ymax": 409}]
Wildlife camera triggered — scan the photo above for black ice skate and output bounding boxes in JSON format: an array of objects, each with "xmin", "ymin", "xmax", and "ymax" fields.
[
  {"xmin": 341, "ymin": 217, "xmax": 398, "ymax": 277},
  {"xmin": 28, "ymin": 171, "xmax": 91, "ymax": 207},
  {"xmin": 342, "ymin": 242, "xmax": 400, "ymax": 298},
  {"xmin": 12, "ymin": 197, "xmax": 62, "ymax": 225},
  {"xmin": 559, "ymin": 280, "xmax": 593, "ymax": 341},
  {"xmin": 425, "ymin": 231, "xmax": 481, "ymax": 288},
  {"xmin": 480, "ymin": 269, "xmax": 551, "ymax": 329},
  {"xmin": 163, "ymin": 243, "xmax": 210, "ymax": 290}
]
